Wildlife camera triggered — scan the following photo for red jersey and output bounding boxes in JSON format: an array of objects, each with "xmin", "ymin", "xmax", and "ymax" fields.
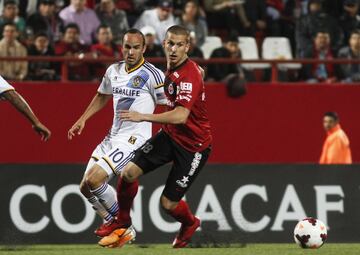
[{"xmin": 163, "ymin": 59, "xmax": 212, "ymax": 152}]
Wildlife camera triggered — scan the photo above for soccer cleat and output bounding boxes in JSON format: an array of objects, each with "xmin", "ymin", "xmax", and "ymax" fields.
[
  {"xmin": 94, "ymin": 220, "xmax": 128, "ymax": 237},
  {"xmin": 98, "ymin": 225, "xmax": 136, "ymax": 248},
  {"xmin": 172, "ymin": 217, "xmax": 200, "ymax": 248}
]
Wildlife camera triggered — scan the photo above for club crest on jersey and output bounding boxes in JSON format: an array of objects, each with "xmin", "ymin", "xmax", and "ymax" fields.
[
  {"xmin": 132, "ymin": 76, "xmax": 143, "ymax": 87},
  {"xmin": 128, "ymin": 136, "xmax": 137, "ymax": 145},
  {"xmin": 168, "ymin": 83, "xmax": 175, "ymax": 95}
]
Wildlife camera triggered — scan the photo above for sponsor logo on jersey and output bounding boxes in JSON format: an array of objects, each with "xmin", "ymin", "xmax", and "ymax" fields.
[
  {"xmin": 173, "ymin": 72, "xmax": 179, "ymax": 78},
  {"xmin": 188, "ymin": 152, "xmax": 202, "ymax": 176},
  {"xmin": 128, "ymin": 136, "xmax": 137, "ymax": 145},
  {"xmin": 176, "ymin": 176, "xmax": 190, "ymax": 188},
  {"xmin": 180, "ymin": 82, "xmax": 192, "ymax": 92},
  {"xmin": 113, "ymin": 87, "xmax": 141, "ymax": 97}
]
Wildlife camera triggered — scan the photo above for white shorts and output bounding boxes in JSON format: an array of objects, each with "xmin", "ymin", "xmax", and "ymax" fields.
[{"xmin": 85, "ymin": 137, "xmax": 144, "ymax": 180}]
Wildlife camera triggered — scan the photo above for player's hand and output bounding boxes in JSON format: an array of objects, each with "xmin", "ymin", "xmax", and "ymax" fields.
[
  {"xmin": 120, "ymin": 110, "xmax": 143, "ymax": 122},
  {"xmin": 68, "ymin": 119, "xmax": 86, "ymax": 140},
  {"xmin": 32, "ymin": 122, "xmax": 51, "ymax": 141}
]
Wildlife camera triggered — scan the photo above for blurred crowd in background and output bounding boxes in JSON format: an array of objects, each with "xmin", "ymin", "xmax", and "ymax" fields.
[{"xmin": 0, "ymin": 0, "xmax": 360, "ymax": 83}]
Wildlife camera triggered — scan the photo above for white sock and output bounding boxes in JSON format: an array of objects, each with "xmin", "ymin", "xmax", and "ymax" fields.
[
  {"xmin": 87, "ymin": 196, "xmax": 114, "ymax": 222},
  {"xmin": 91, "ymin": 183, "xmax": 119, "ymax": 218}
]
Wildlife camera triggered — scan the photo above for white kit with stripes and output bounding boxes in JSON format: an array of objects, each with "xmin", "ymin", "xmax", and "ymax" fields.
[{"xmin": 86, "ymin": 59, "xmax": 166, "ymax": 177}]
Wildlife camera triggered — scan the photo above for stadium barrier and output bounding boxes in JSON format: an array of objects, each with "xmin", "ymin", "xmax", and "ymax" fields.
[
  {"xmin": 1, "ymin": 83, "xmax": 359, "ymax": 163},
  {"xmin": 2, "ymin": 56, "xmax": 360, "ymax": 83},
  {"xmin": 0, "ymin": 164, "xmax": 359, "ymax": 244}
]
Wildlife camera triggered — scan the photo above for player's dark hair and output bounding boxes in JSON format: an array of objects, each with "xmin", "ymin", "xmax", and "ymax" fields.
[
  {"xmin": 64, "ymin": 23, "xmax": 80, "ymax": 33},
  {"xmin": 324, "ymin": 111, "xmax": 339, "ymax": 122},
  {"xmin": 97, "ymin": 24, "xmax": 111, "ymax": 34},
  {"xmin": 165, "ymin": 25, "xmax": 190, "ymax": 43},
  {"xmin": 122, "ymin": 28, "xmax": 146, "ymax": 47}
]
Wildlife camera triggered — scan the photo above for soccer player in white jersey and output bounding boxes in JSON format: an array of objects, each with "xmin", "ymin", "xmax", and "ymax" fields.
[
  {"xmin": 68, "ymin": 29, "xmax": 166, "ymax": 238},
  {"xmin": 0, "ymin": 75, "xmax": 51, "ymax": 140}
]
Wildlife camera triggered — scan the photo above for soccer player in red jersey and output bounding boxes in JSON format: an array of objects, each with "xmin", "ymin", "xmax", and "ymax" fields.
[{"xmin": 98, "ymin": 25, "xmax": 212, "ymax": 248}]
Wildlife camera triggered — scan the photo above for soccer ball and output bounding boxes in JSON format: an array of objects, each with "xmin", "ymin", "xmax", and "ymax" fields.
[{"xmin": 293, "ymin": 217, "xmax": 327, "ymax": 249}]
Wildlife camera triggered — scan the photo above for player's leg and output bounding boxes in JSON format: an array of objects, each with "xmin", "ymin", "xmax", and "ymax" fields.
[
  {"xmin": 98, "ymin": 131, "xmax": 174, "ymax": 247},
  {"xmin": 85, "ymin": 164, "xmax": 118, "ymax": 222},
  {"xmin": 88, "ymin": 144, "xmax": 136, "ymax": 236},
  {"xmin": 161, "ymin": 144, "xmax": 212, "ymax": 248},
  {"xmin": 117, "ymin": 131, "xmax": 174, "ymax": 226},
  {"xmin": 80, "ymin": 156, "xmax": 113, "ymax": 223}
]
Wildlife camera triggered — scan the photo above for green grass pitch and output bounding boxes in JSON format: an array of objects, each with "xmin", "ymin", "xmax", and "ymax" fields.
[{"xmin": 1, "ymin": 244, "xmax": 360, "ymax": 255}]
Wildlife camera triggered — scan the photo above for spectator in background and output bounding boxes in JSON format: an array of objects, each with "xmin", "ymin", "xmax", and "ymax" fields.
[
  {"xmin": 0, "ymin": 1, "xmax": 26, "ymax": 41},
  {"xmin": 339, "ymin": 0, "xmax": 360, "ymax": 43},
  {"xmin": 319, "ymin": 112, "xmax": 352, "ymax": 164},
  {"xmin": 59, "ymin": 0, "xmax": 100, "ymax": 45},
  {"xmin": 176, "ymin": 0, "xmax": 207, "ymax": 46},
  {"xmin": 27, "ymin": 32, "xmax": 58, "ymax": 80},
  {"xmin": 296, "ymin": 0, "xmax": 343, "ymax": 58},
  {"xmin": 265, "ymin": 0, "xmax": 297, "ymax": 51},
  {"xmin": 243, "ymin": 0, "xmax": 267, "ymax": 36},
  {"xmin": 204, "ymin": 0, "xmax": 249, "ymax": 35},
  {"xmin": 133, "ymin": 0, "xmax": 176, "ymax": 44},
  {"xmin": 188, "ymin": 31, "xmax": 203, "ymax": 58},
  {"xmin": 55, "ymin": 23, "xmax": 90, "ymax": 80},
  {"xmin": 302, "ymin": 31, "xmax": 338, "ymax": 83},
  {"xmin": 26, "ymin": 0, "xmax": 63, "ymax": 46},
  {"xmin": 140, "ymin": 25, "xmax": 165, "ymax": 70},
  {"xmin": 95, "ymin": 0, "xmax": 129, "ymax": 45},
  {"xmin": 0, "ymin": 22, "xmax": 27, "ymax": 80},
  {"xmin": 338, "ymin": 30, "xmax": 360, "ymax": 83},
  {"xmin": 91, "ymin": 25, "xmax": 121, "ymax": 78},
  {"xmin": 207, "ymin": 34, "xmax": 245, "ymax": 81}
]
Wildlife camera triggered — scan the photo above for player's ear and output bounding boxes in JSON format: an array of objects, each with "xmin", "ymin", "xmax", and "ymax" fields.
[
  {"xmin": 185, "ymin": 41, "xmax": 190, "ymax": 53},
  {"xmin": 142, "ymin": 44, "xmax": 146, "ymax": 54}
]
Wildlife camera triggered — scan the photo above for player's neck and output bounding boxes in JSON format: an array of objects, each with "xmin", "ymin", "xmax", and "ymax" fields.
[
  {"xmin": 168, "ymin": 56, "xmax": 188, "ymax": 71},
  {"xmin": 125, "ymin": 57, "xmax": 144, "ymax": 73}
]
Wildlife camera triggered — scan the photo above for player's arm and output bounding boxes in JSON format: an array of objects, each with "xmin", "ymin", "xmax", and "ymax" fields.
[
  {"xmin": 68, "ymin": 93, "xmax": 112, "ymax": 140},
  {"xmin": 2, "ymin": 90, "xmax": 51, "ymax": 141},
  {"xmin": 120, "ymin": 106, "xmax": 190, "ymax": 124}
]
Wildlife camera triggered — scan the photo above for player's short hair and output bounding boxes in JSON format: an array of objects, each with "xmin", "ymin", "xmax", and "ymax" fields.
[
  {"xmin": 122, "ymin": 28, "xmax": 146, "ymax": 47},
  {"xmin": 64, "ymin": 23, "xmax": 80, "ymax": 33},
  {"xmin": 324, "ymin": 111, "xmax": 339, "ymax": 122},
  {"xmin": 165, "ymin": 25, "xmax": 190, "ymax": 43}
]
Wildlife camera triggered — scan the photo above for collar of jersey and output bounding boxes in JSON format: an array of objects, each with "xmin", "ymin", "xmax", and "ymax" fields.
[{"xmin": 125, "ymin": 58, "xmax": 145, "ymax": 74}]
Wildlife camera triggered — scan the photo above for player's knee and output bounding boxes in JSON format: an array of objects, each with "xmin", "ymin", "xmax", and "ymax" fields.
[
  {"xmin": 85, "ymin": 168, "xmax": 105, "ymax": 189},
  {"xmin": 160, "ymin": 195, "xmax": 178, "ymax": 211},
  {"xmin": 79, "ymin": 180, "xmax": 91, "ymax": 197},
  {"xmin": 121, "ymin": 169, "xmax": 136, "ymax": 183}
]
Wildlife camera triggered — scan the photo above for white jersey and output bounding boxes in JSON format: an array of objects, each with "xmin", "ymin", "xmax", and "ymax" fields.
[
  {"xmin": 98, "ymin": 58, "xmax": 166, "ymax": 145},
  {"xmin": 0, "ymin": 75, "xmax": 14, "ymax": 95}
]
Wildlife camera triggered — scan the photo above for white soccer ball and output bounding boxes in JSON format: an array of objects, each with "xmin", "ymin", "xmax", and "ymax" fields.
[{"xmin": 293, "ymin": 217, "xmax": 328, "ymax": 249}]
